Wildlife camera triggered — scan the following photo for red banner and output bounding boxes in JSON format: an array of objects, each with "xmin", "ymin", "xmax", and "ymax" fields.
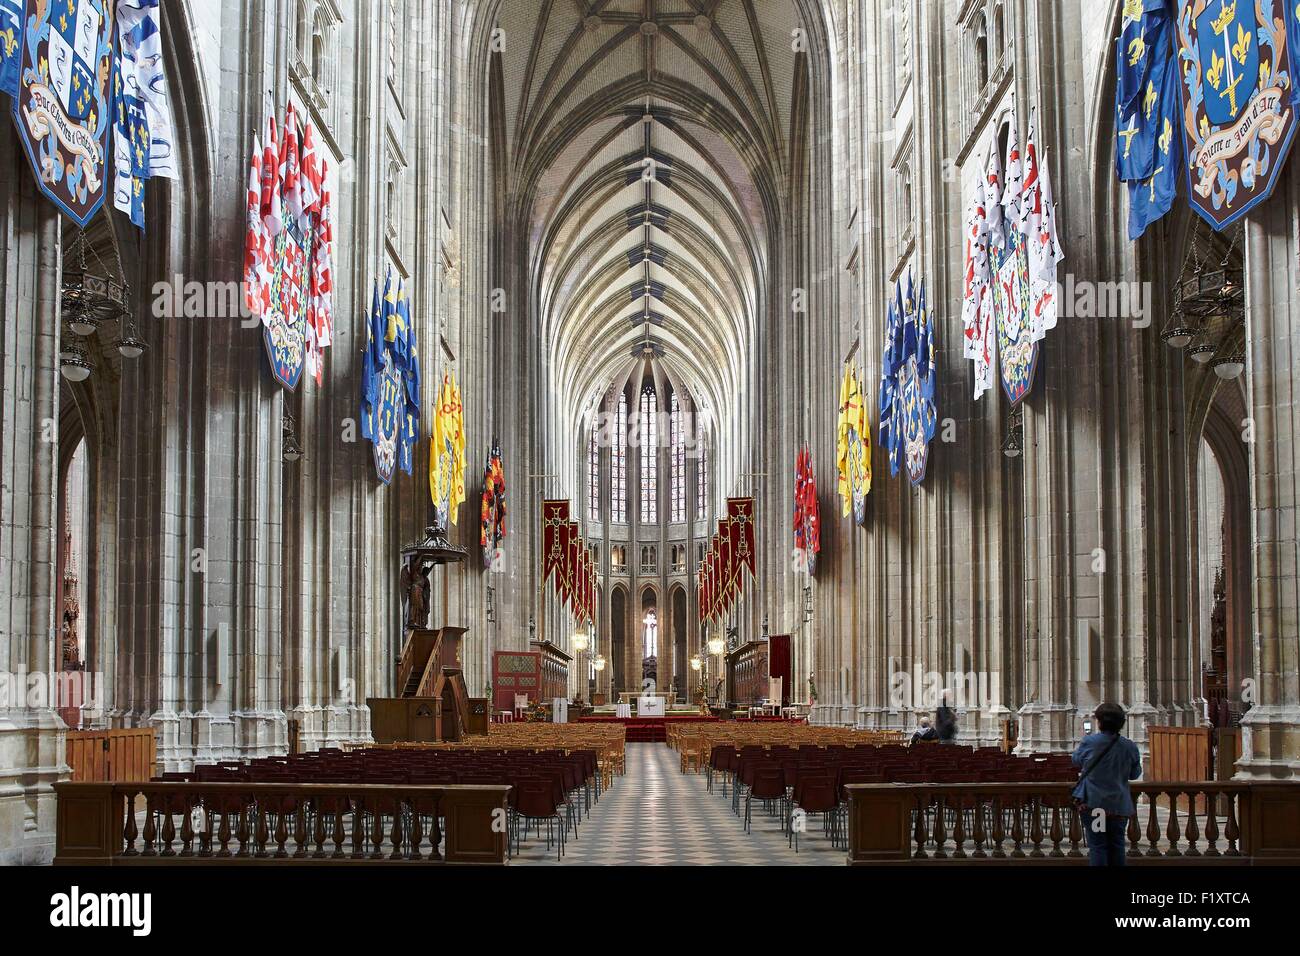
[
  {"xmin": 564, "ymin": 521, "xmax": 579, "ymax": 607},
  {"xmin": 542, "ymin": 500, "xmax": 570, "ymax": 585},
  {"xmin": 728, "ymin": 497, "xmax": 756, "ymax": 578}
]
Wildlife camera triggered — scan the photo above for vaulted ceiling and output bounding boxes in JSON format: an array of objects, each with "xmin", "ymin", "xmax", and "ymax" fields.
[{"xmin": 494, "ymin": 0, "xmax": 809, "ymax": 445}]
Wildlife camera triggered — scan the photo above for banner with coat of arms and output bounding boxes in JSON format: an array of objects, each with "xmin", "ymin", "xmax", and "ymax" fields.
[
  {"xmin": 244, "ymin": 100, "xmax": 334, "ymax": 390},
  {"xmin": 1175, "ymin": 0, "xmax": 1298, "ymax": 230},
  {"xmin": 11, "ymin": 0, "xmax": 114, "ymax": 227},
  {"xmin": 835, "ymin": 363, "xmax": 870, "ymax": 523},
  {"xmin": 479, "ymin": 442, "xmax": 506, "ymax": 569},
  {"xmin": 429, "ymin": 370, "xmax": 466, "ymax": 526},
  {"xmin": 360, "ymin": 271, "xmax": 420, "ymax": 485}
]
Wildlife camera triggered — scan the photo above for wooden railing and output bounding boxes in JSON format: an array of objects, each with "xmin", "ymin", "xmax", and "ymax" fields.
[
  {"xmin": 845, "ymin": 781, "xmax": 1300, "ymax": 864},
  {"xmin": 54, "ymin": 781, "xmax": 511, "ymax": 865}
]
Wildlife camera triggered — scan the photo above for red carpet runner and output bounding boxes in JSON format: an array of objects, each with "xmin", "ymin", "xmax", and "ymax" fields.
[{"xmin": 577, "ymin": 715, "xmax": 718, "ymax": 743}]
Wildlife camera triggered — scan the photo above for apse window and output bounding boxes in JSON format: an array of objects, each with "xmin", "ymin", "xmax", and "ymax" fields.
[{"xmin": 639, "ymin": 386, "xmax": 657, "ymax": 524}]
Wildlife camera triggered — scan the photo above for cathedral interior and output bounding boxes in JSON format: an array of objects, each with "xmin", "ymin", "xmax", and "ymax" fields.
[{"xmin": 1, "ymin": 0, "xmax": 1299, "ymax": 882}]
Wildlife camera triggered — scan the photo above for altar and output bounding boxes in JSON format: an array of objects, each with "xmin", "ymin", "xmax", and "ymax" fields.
[
  {"xmin": 637, "ymin": 696, "xmax": 666, "ymax": 717},
  {"xmin": 616, "ymin": 691, "xmax": 676, "ymax": 708}
]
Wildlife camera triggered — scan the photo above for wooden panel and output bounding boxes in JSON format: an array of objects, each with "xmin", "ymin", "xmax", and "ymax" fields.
[
  {"xmin": 368, "ymin": 698, "xmax": 441, "ymax": 744},
  {"xmin": 65, "ymin": 729, "xmax": 156, "ymax": 783},
  {"xmin": 1148, "ymin": 726, "xmax": 1211, "ymax": 781},
  {"xmin": 845, "ymin": 786, "xmax": 911, "ymax": 863}
]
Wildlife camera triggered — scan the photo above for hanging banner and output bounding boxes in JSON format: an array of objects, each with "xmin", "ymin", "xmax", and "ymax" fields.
[
  {"xmin": 372, "ymin": 356, "xmax": 402, "ymax": 485},
  {"xmin": 727, "ymin": 497, "xmax": 756, "ymax": 579},
  {"xmin": 0, "ymin": 0, "xmax": 23, "ymax": 99},
  {"xmin": 541, "ymin": 500, "xmax": 570, "ymax": 586},
  {"xmin": 898, "ymin": 279, "xmax": 938, "ymax": 487},
  {"xmin": 479, "ymin": 443, "xmax": 506, "ymax": 569},
  {"xmin": 1176, "ymin": 0, "xmax": 1297, "ymax": 230},
  {"xmin": 992, "ymin": 230, "xmax": 1039, "ymax": 406},
  {"xmin": 836, "ymin": 364, "xmax": 871, "ymax": 523},
  {"xmin": 793, "ymin": 447, "xmax": 821, "ymax": 576},
  {"xmin": 12, "ymin": 0, "xmax": 114, "ymax": 227}
]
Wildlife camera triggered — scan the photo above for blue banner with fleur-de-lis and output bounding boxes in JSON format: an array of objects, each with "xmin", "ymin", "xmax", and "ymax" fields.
[
  {"xmin": 12, "ymin": 0, "xmax": 114, "ymax": 227},
  {"xmin": 0, "ymin": 0, "xmax": 23, "ymax": 99},
  {"xmin": 1175, "ymin": 0, "xmax": 1298, "ymax": 230}
]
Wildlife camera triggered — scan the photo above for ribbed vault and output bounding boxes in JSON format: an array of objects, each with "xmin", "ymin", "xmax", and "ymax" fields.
[{"xmin": 495, "ymin": 0, "xmax": 809, "ymax": 487}]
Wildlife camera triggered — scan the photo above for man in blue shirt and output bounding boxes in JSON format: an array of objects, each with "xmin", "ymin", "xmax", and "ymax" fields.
[{"xmin": 1072, "ymin": 702, "xmax": 1143, "ymax": 866}]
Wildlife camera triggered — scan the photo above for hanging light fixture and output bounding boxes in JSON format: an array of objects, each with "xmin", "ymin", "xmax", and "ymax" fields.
[
  {"xmin": 689, "ymin": 655, "xmax": 702, "ymax": 672},
  {"xmin": 1212, "ymin": 354, "xmax": 1245, "ymax": 380},
  {"xmin": 706, "ymin": 633, "xmax": 725, "ymax": 657},
  {"xmin": 593, "ymin": 655, "xmax": 606, "ymax": 672},
  {"xmin": 282, "ymin": 409, "xmax": 303, "ymax": 463},
  {"xmin": 62, "ymin": 230, "xmax": 128, "ymax": 337},
  {"xmin": 572, "ymin": 630, "xmax": 590, "ymax": 653},
  {"xmin": 115, "ymin": 308, "xmax": 148, "ymax": 359},
  {"xmin": 1186, "ymin": 341, "xmax": 1217, "ymax": 364},
  {"xmin": 59, "ymin": 345, "xmax": 94, "ymax": 383},
  {"xmin": 1002, "ymin": 405, "xmax": 1023, "ymax": 459}
]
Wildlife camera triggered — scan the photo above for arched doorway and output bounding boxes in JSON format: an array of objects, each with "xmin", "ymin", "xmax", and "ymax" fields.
[
  {"xmin": 1196, "ymin": 391, "xmax": 1253, "ymax": 722},
  {"xmin": 610, "ymin": 586, "xmax": 627, "ymax": 698},
  {"xmin": 671, "ymin": 586, "xmax": 687, "ymax": 699}
]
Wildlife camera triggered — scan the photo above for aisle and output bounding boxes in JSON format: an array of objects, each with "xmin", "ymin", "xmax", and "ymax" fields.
[{"xmin": 514, "ymin": 743, "xmax": 842, "ymax": 866}]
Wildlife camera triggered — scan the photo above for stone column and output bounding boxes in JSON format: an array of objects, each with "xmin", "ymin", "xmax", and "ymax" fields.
[
  {"xmin": 1238, "ymin": 164, "xmax": 1300, "ymax": 779},
  {"xmin": 0, "ymin": 123, "xmax": 67, "ymax": 864}
]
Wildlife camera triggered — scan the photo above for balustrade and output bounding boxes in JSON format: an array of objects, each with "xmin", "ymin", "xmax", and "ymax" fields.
[{"xmin": 54, "ymin": 781, "xmax": 510, "ymax": 865}]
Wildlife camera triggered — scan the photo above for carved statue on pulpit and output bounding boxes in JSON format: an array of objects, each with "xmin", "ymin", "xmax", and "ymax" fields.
[{"xmin": 400, "ymin": 558, "xmax": 432, "ymax": 630}]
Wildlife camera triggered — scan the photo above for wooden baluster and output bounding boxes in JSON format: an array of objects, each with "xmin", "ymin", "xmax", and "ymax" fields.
[
  {"xmin": 1048, "ymin": 800, "xmax": 1064, "ymax": 858},
  {"xmin": 235, "ymin": 803, "xmax": 251, "ymax": 857},
  {"xmin": 312, "ymin": 799, "xmax": 327, "ymax": 858},
  {"xmin": 1028, "ymin": 795, "xmax": 1045, "ymax": 858},
  {"xmin": 216, "ymin": 805, "xmax": 232, "ymax": 858},
  {"xmin": 351, "ymin": 796, "xmax": 365, "ymax": 859},
  {"xmin": 274, "ymin": 801, "xmax": 290, "ymax": 858},
  {"xmin": 1067, "ymin": 803, "xmax": 1084, "ymax": 858},
  {"xmin": 971, "ymin": 793, "xmax": 987, "ymax": 859},
  {"xmin": 390, "ymin": 796, "xmax": 405, "ymax": 860},
  {"xmin": 293, "ymin": 804, "xmax": 308, "ymax": 859},
  {"xmin": 428, "ymin": 795, "xmax": 443, "ymax": 861},
  {"xmin": 951, "ymin": 794, "xmax": 967, "ymax": 859},
  {"xmin": 160, "ymin": 798, "xmax": 176, "ymax": 857},
  {"xmin": 1183, "ymin": 789, "xmax": 1201, "ymax": 858},
  {"xmin": 254, "ymin": 800, "xmax": 271, "ymax": 858},
  {"xmin": 179, "ymin": 797, "xmax": 195, "ymax": 856},
  {"xmin": 1010, "ymin": 795, "xmax": 1026, "ymax": 858},
  {"xmin": 1224, "ymin": 794, "xmax": 1240, "ymax": 857},
  {"xmin": 1203, "ymin": 792, "xmax": 1221, "ymax": 857},
  {"xmin": 198, "ymin": 803, "xmax": 213, "ymax": 857},
  {"xmin": 332, "ymin": 800, "xmax": 346, "ymax": 858},
  {"xmin": 1164, "ymin": 789, "xmax": 1182, "ymax": 857},
  {"xmin": 1144, "ymin": 794, "xmax": 1161, "ymax": 856},
  {"xmin": 990, "ymin": 797, "xmax": 1006, "ymax": 858},
  {"xmin": 912, "ymin": 795, "xmax": 928, "ymax": 859},
  {"xmin": 122, "ymin": 789, "xmax": 139, "ymax": 856},
  {"xmin": 370, "ymin": 799, "xmax": 386, "ymax": 860},
  {"xmin": 931, "ymin": 793, "xmax": 948, "ymax": 859},
  {"xmin": 141, "ymin": 795, "xmax": 157, "ymax": 857},
  {"xmin": 410, "ymin": 800, "xmax": 425, "ymax": 861},
  {"xmin": 1126, "ymin": 811, "xmax": 1140, "ymax": 859}
]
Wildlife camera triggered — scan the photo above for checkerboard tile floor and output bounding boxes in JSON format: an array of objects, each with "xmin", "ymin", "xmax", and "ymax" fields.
[{"xmin": 514, "ymin": 743, "xmax": 843, "ymax": 866}]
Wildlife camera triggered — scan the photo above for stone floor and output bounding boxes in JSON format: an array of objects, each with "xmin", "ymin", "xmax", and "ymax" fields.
[{"xmin": 513, "ymin": 743, "xmax": 843, "ymax": 866}]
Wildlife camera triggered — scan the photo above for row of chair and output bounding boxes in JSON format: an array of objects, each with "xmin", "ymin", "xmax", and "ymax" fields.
[
  {"xmin": 158, "ymin": 744, "xmax": 606, "ymax": 861},
  {"xmin": 708, "ymin": 743, "xmax": 1075, "ymax": 854}
]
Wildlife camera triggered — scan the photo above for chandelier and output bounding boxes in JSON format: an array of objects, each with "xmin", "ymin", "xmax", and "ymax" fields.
[
  {"xmin": 1163, "ymin": 227, "xmax": 1245, "ymax": 382},
  {"xmin": 62, "ymin": 230, "xmax": 129, "ymax": 338}
]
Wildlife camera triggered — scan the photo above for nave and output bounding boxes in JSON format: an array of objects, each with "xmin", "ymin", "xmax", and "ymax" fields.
[{"xmin": 514, "ymin": 743, "xmax": 839, "ymax": 867}]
